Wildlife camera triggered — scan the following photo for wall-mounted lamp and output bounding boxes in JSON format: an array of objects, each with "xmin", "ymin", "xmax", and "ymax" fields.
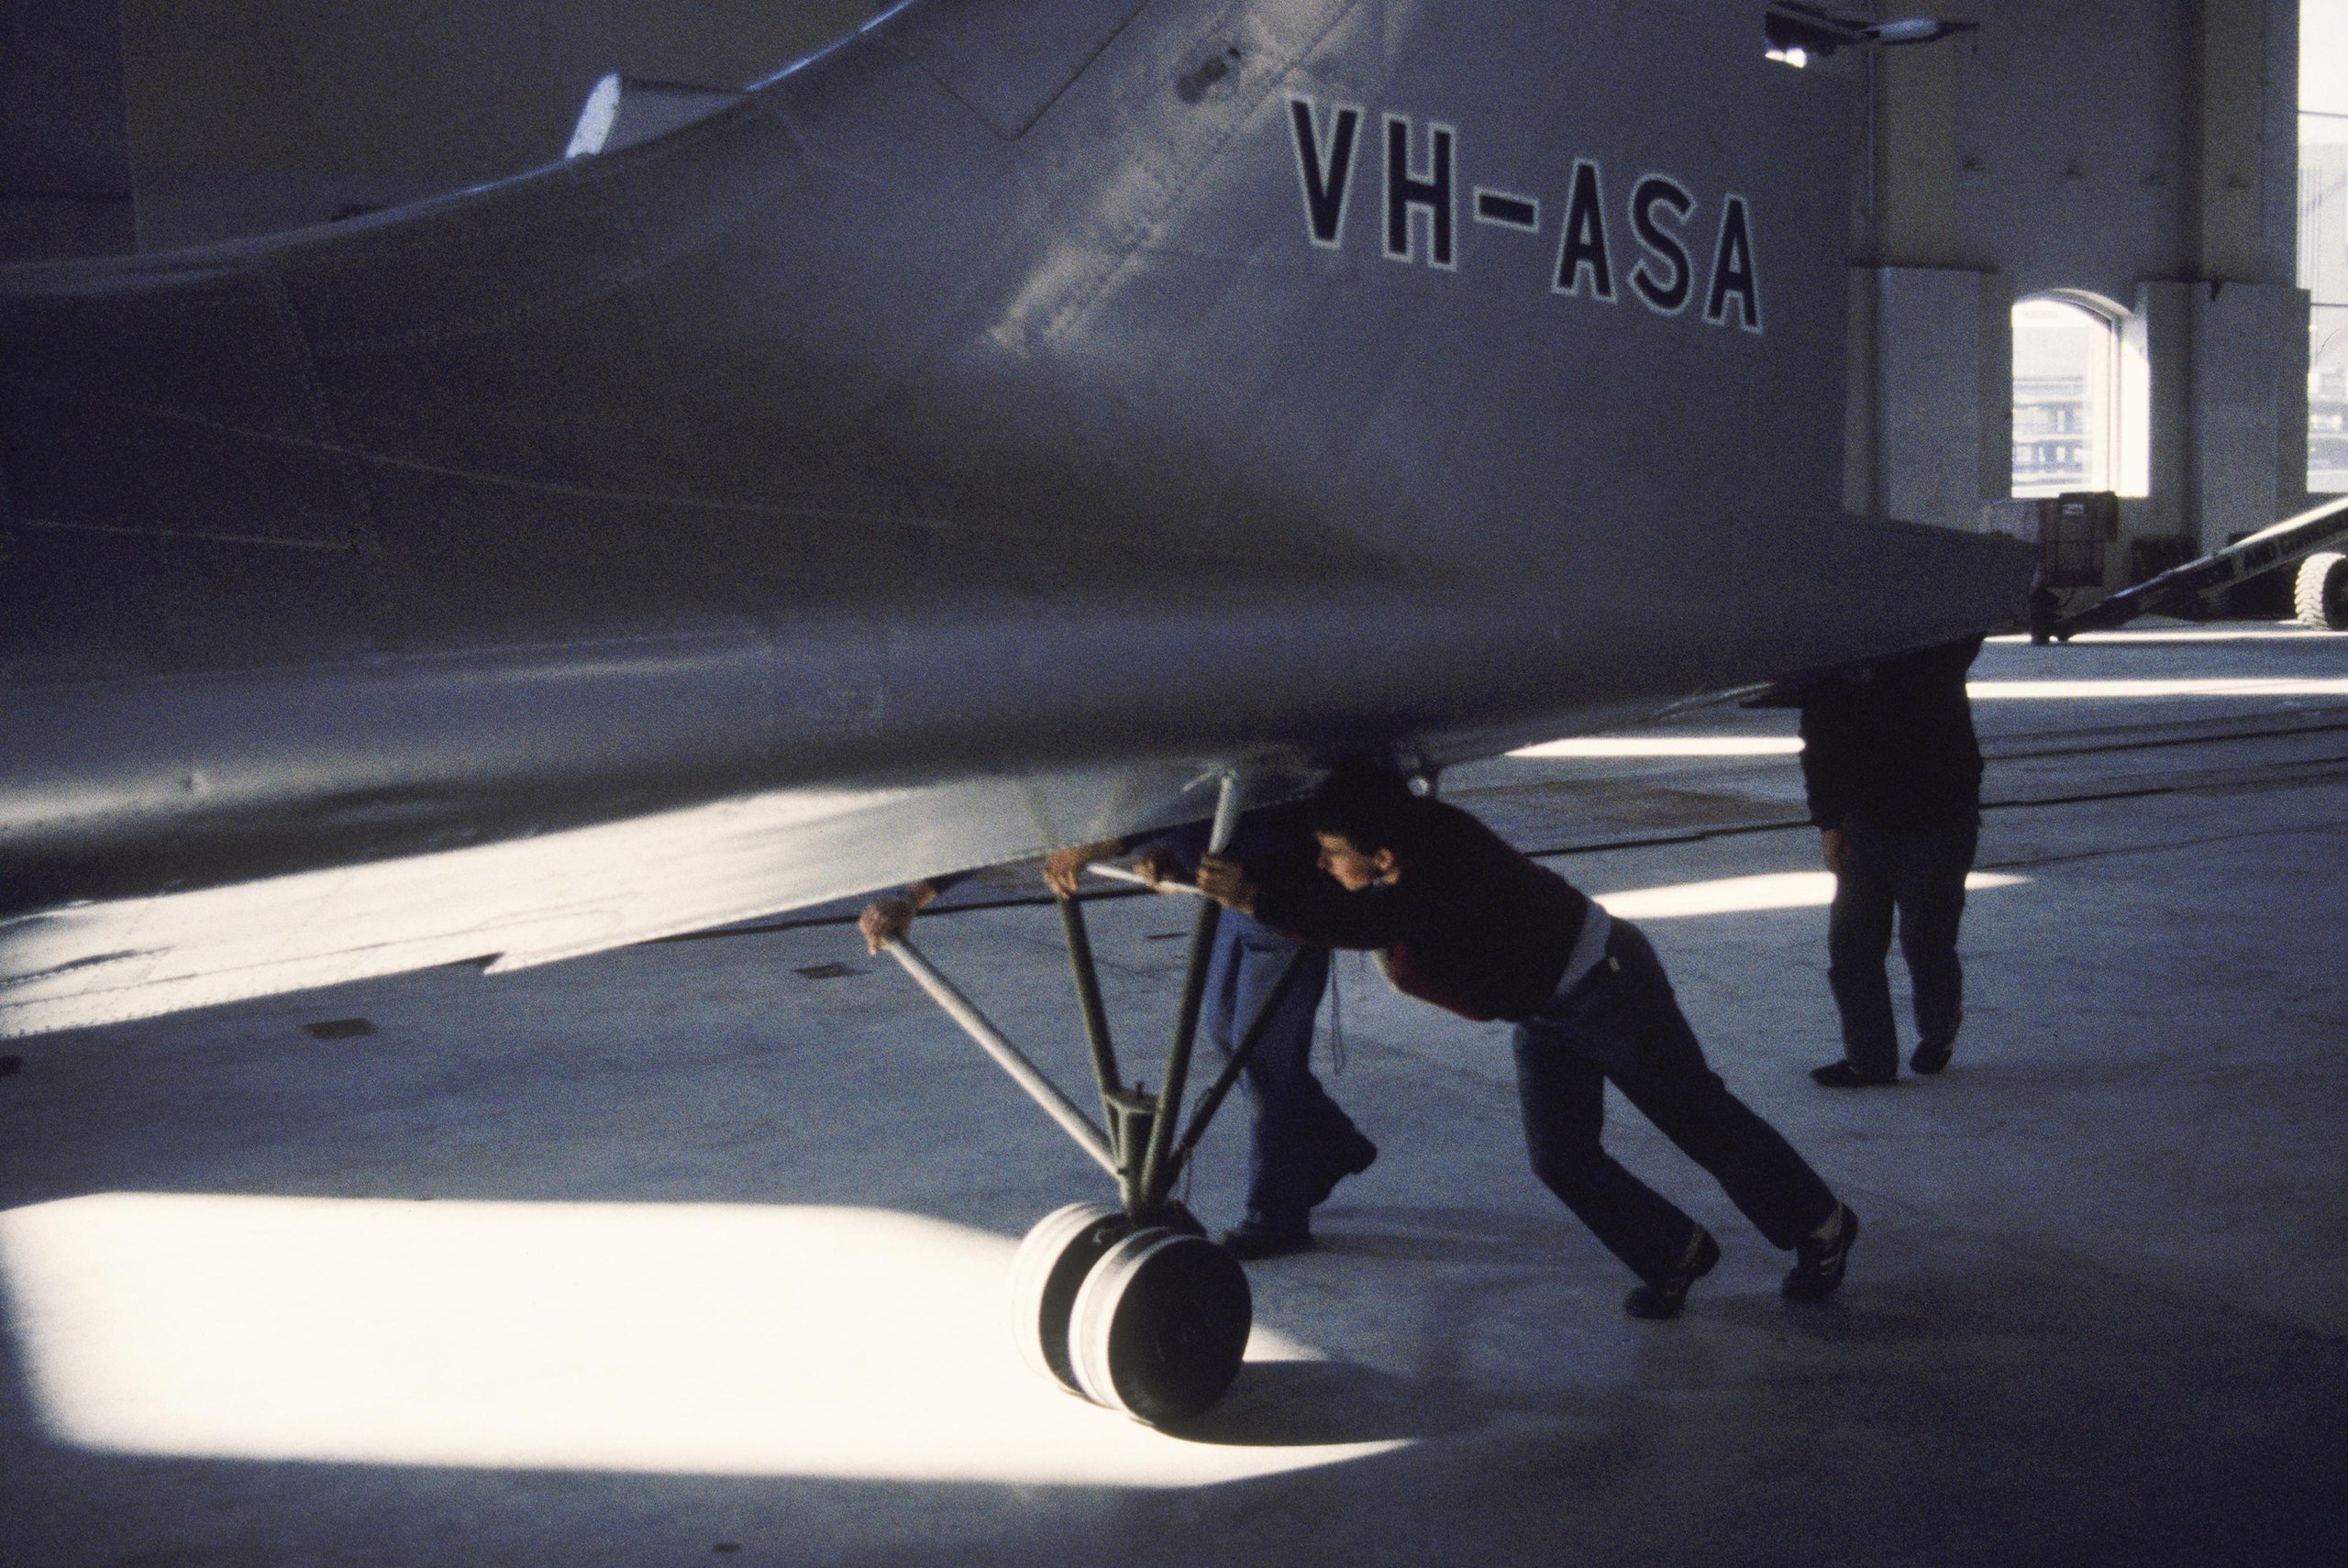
[{"xmin": 1765, "ymin": 5, "xmax": 1978, "ymax": 66}]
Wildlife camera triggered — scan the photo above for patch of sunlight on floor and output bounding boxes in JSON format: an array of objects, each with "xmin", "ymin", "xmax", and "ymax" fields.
[
  {"xmin": 0, "ymin": 1195, "xmax": 1405, "ymax": 1484},
  {"xmin": 1967, "ymin": 679, "xmax": 2348, "ymax": 699},
  {"xmin": 1593, "ymin": 870, "xmax": 2025, "ymax": 920},
  {"xmin": 1988, "ymin": 628, "xmax": 2336, "ymax": 644}
]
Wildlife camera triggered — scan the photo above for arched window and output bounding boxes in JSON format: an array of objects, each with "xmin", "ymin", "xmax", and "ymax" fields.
[{"xmin": 2011, "ymin": 295, "xmax": 2122, "ymax": 497}]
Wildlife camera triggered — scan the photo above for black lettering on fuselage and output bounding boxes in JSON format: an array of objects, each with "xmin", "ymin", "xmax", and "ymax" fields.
[
  {"xmin": 1281, "ymin": 104, "xmax": 1767, "ymax": 332},
  {"xmin": 1384, "ymin": 114, "xmax": 1456, "ymax": 269},
  {"xmin": 1288, "ymin": 97, "xmax": 1362, "ymax": 248},
  {"xmin": 1704, "ymin": 193, "xmax": 1762, "ymax": 332},
  {"xmin": 1628, "ymin": 174, "xmax": 1696, "ymax": 315},
  {"xmin": 1551, "ymin": 159, "xmax": 1615, "ymax": 301},
  {"xmin": 1474, "ymin": 189, "xmax": 1540, "ymax": 230}
]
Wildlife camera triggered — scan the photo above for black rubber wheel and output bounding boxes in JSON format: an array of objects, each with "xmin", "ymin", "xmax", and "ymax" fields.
[
  {"xmin": 1008, "ymin": 1201, "xmax": 1133, "ymax": 1393},
  {"xmin": 1068, "ymin": 1228, "xmax": 1252, "ymax": 1426},
  {"xmin": 2296, "ymin": 552, "xmax": 2348, "ymax": 631}
]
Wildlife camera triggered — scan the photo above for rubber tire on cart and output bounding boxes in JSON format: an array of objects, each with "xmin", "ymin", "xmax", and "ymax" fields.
[
  {"xmin": 2296, "ymin": 552, "xmax": 2348, "ymax": 630},
  {"xmin": 1067, "ymin": 1227, "xmax": 1252, "ymax": 1427}
]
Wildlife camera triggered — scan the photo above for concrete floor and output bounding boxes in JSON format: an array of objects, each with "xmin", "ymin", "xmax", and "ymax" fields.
[{"xmin": 4, "ymin": 622, "xmax": 2345, "ymax": 1567}]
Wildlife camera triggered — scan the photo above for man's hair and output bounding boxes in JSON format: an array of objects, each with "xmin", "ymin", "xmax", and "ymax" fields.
[{"xmin": 1308, "ymin": 758, "xmax": 1421, "ymax": 856}]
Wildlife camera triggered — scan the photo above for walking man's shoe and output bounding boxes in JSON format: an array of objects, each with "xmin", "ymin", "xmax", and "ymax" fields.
[
  {"xmin": 1623, "ymin": 1227, "xmax": 1721, "ymax": 1320},
  {"xmin": 1811, "ymin": 1061, "xmax": 1896, "ymax": 1088},
  {"xmin": 1910, "ymin": 1039, "xmax": 1954, "ymax": 1075},
  {"xmin": 1783, "ymin": 1203, "xmax": 1858, "ymax": 1301},
  {"xmin": 1309, "ymin": 1131, "xmax": 1379, "ymax": 1207},
  {"xmin": 1219, "ymin": 1220, "xmax": 1314, "ymax": 1261}
]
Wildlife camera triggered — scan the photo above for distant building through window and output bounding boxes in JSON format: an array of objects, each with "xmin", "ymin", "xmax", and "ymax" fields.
[
  {"xmin": 2304, "ymin": 5, "xmax": 2348, "ymax": 493},
  {"xmin": 2011, "ymin": 296, "xmax": 2116, "ymax": 497}
]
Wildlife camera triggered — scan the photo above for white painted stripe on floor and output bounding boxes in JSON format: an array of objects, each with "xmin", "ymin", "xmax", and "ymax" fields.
[
  {"xmin": 1594, "ymin": 870, "xmax": 2026, "ymax": 921},
  {"xmin": 1508, "ymin": 737, "xmax": 1804, "ymax": 758},
  {"xmin": 1967, "ymin": 679, "xmax": 2348, "ymax": 699}
]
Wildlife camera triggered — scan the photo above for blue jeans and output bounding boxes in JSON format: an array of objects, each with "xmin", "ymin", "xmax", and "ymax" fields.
[
  {"xmin": 1827, "ymin": 819, "xmax": 1977, "ymax": 1077},
  {"xmin": 1202, "ymin": 911, "xmax": 1358, "ymax": 1231},
  {"xmin": 1512, "ymin": 921, "xmax": 1836, "ymax": 1284}
]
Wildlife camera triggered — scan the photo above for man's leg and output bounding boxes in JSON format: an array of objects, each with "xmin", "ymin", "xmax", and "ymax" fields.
[
  {"xmin": 1513, "ymin": 988, "xmax": 1703, "ymax": 1286},
  {"xmin": 1600, "ymin": 922, "xmax": 1840, "ymax": 1251},
  {"xmin": 1213, "ymin": 920, "xmax": 1363, "ymax": 1252},
  {"xmin": 1894, "ymin": 821, "xmax": 1976, "ymax": 1071},
  {"xmin": 1824, "ymin": 822, "xmax": 1900, "ymax": 1081}
]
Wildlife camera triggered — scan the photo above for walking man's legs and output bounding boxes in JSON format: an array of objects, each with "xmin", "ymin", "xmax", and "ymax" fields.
[
  {"xmin": 1823, "ymin": 823, "xmax": 1900, "ymax": 1082},
  {"xmin": 1894, "ymin": 820, "xmax": 1976, "ymax": 1072},
  {"xmin": 1206, "ymin": 915, "xmax": 1370, "ymax": 1255}
]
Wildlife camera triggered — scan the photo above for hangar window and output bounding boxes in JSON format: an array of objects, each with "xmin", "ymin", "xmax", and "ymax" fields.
[
  {"xmin": 2303, "ymin": 6, "xmax": 2348, "ymax": 493},
  {"xmin": 2011, "ymin": 294, "xmax": 2143, "ymax": 499}
]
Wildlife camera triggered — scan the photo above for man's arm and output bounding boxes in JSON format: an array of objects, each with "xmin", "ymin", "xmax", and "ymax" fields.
[
  {"xmin": 1797, "ymin": 684, "xmax": 1857, "ymax": 832},
  {"xmin": 1042, "ymin": 838, "xmax": 1132, "ymax": 898},
  {"xmin": 1046, "ymin": 823, "xmax": 1218, "ymax": 897},
  {"xmin": 858, "ymin": 877, "xmax": 952, "ymax": 954},
  {"xmin": 1797, "ymin": 682, "xmax": 1861, "ymax": 875},
  {"xmin": 1202, "ymin": 856, "xmax": 1412, "ymax": 949}
]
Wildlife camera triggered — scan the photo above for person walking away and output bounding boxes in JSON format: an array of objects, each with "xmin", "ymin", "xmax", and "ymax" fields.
[{"xmin": 1797, "ymin": 635, "xmax": 1986, "ymax": 1087}]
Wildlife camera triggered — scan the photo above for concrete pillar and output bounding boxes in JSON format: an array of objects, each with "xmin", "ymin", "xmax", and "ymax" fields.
[
  {"xmin": 1861, "ymin": 265, "xmax": 2012, "ymax": 533},
  {"xmin": 2126, "ymin": 2, "xmax": 2307, "ymax": 549},
  {"xmin": 2191, "ymin": 282, "xmax": 2313, "ymax": 546},
  {"xmin": 2134, "ymin": 275, "xmax": 2311, "ymax": 554},
  {"xmin": 1872, "ymin": 22, "xmax": 1969, "ymax": 271},
  {"xmin": 2135, "ymin": 280, "xmax": 2198, "ymax": 547},
  {"xmin": 2187, "ymin": 0, "xmax": 2297, "ymax": 288}
]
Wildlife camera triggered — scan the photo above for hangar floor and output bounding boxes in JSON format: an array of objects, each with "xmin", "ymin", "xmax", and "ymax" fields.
[{"xmin": 4, "ymin": 621, "xmax": 2345, "ymax": 1568}]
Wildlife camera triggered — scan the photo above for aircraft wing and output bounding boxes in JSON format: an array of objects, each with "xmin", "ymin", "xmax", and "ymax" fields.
[{"xmin": 0, "ymin": 0, "xmax": 2032, "ymax": 1039}]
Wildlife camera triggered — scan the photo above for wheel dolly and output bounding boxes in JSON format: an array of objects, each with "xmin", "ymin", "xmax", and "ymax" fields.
[{"xmin": 876, "ymin": 776, "xmax": 1310, "ymax": 1426}]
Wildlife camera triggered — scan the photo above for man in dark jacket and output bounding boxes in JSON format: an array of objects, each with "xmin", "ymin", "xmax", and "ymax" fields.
[
  {"xmin": 1797, "ymin": 635, "xmax": 1985, "ymax": 1086},
  {"xmin": 1197, "ymin": 764, "xmax": 1855, "ymax": 1320}
]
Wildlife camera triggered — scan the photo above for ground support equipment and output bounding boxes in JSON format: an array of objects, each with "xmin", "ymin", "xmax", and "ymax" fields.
[{"xmin": 2047, "ymin": 494, "xmax": 2348, "ymax": 640}]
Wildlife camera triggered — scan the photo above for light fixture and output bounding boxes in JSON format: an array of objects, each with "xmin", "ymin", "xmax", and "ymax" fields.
[
  {"xmin": 1764, "ymin": 4, "xmax": 1978, "ymax": 63},
  {"xmin": 1864, "ymin": 17, "xmax": 1980, "ymax": 44}
]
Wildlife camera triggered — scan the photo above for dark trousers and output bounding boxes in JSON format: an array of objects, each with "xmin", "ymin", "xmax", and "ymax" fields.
[
  {"xmin": 1202, "ymin": 911, "xmax": 1360, "ymax": 1230},
  {"xmin": 1827, "ymin": 818, "xmax": 1977, "ymax": 1077},
  {"xmin": 1512, "ymin": 920, "xmax": 1837, "ymax": 1285}
]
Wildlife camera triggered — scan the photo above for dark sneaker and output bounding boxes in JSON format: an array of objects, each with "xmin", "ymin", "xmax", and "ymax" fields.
[
  {"xmin": 1308, "ymin": 1130, "xmax": 1379, "ymax": 1208},
  {"xmin": 1783, "ymin": 1204, "xmax": 1858, "ymax": 1301},
  {"xmin": 1219, "ymin": 1220, "xmax": 1313, "ymax": 1261},
  {"xmin": 1911, "ymin": 1039, "xmax": 1954, "ymax": 1075},
  {"xmin": 1623, "ymin": 1227, "xmax": 1721, "ymax": 1320},
  {"xmin": 1811, "ymin": 1061, "xmax": 1896, "ymax": 1088}
]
